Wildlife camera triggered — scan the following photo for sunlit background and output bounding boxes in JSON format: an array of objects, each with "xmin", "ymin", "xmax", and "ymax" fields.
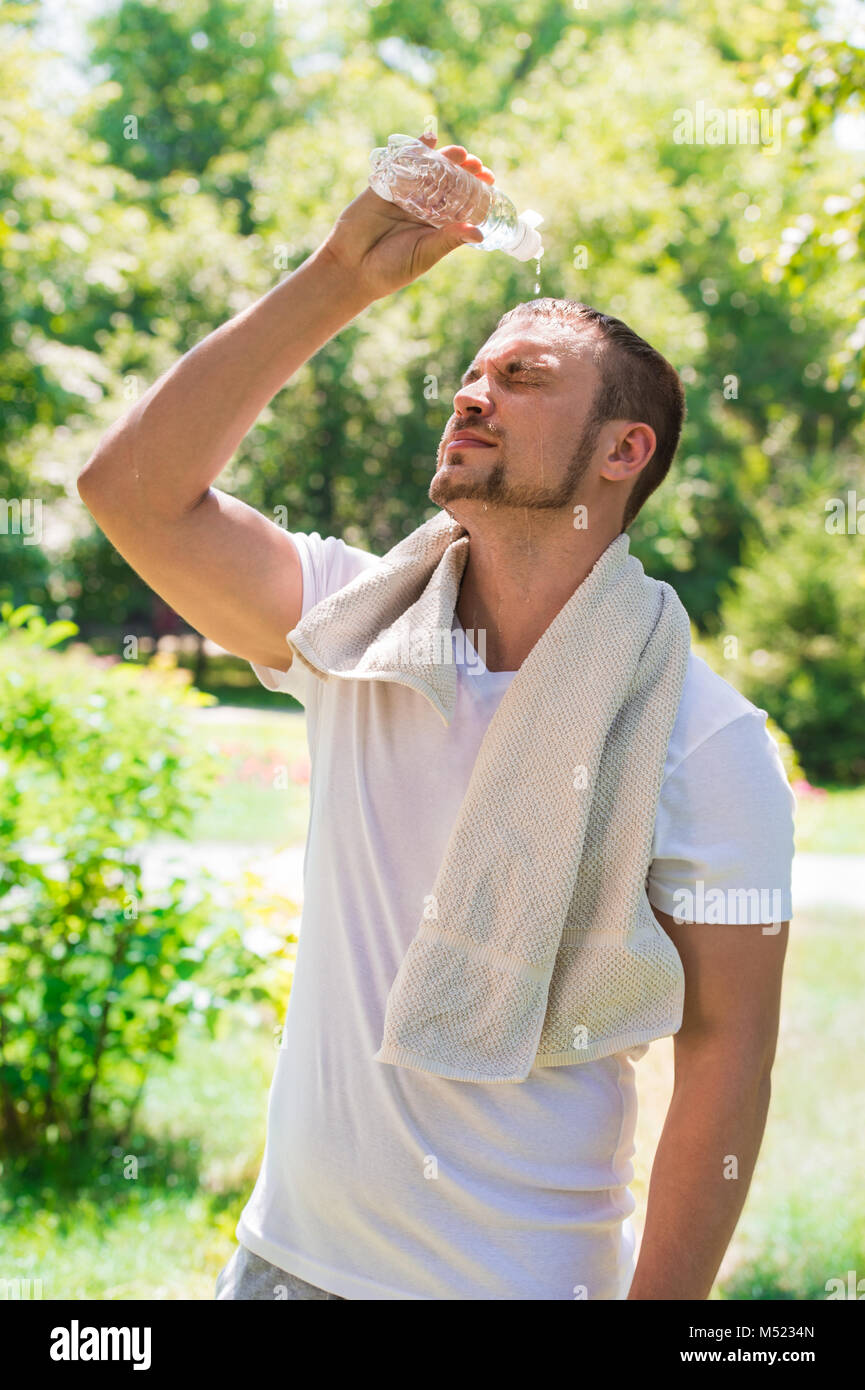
[{"xmin": 1, "ymin": 0, "xmax": 864, "ymax": 1300}]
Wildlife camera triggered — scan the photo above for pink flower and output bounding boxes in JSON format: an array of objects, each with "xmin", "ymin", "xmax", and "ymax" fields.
[{"xmin": 791, "ymin": 779, "xmax": 827, "ymax": 798}]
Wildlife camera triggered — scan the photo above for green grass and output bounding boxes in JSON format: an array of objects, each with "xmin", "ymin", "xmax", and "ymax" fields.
[
  {"xmin": 182, "ymin": 705, "xmax": 865, "ymax": 854},
  {"xmin": 1, "ymin": 905, "xmax": 862, "ymax": 1300},
  {"xmin": 189, "ymin": 715, "xmax": 310, "ymax": 844},
  {"xmin": 0, "ymin": 1010, "xmax": 278, "ymax": 1300},
  {"xmin": 5, "ymin": 704, "xmax": 858, "ymax": 1298},
  {"xmin": 792, "ymin": 784, "xmax": 865, "ymax": 856},
  {"xmin": 631, "ymin": 904, "xmax": 865, "ymax": 1301},
  {"xmin": 196, "ymin": 679, "xmax": 300, "ymax": 713}
]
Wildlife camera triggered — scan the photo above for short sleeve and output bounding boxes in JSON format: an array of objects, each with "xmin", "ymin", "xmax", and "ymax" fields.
[
  {"xmin": 647, "ymin": 711, "xmax": 796, "ymax": 925},
  {"xmin": 248, "ymin": 530, "xmax": 382, "ymax": 704}
]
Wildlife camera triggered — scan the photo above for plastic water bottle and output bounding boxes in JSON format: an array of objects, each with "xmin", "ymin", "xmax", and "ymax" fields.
[{"xmin": 368, "ymin": 133, "xmax": 544, "ymax": 263}]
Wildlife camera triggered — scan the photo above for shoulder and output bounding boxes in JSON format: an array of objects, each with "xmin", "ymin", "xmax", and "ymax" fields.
[
  {"xmin": 663, "ymin": 651, "xmax": 795, "ymax": 815},
  {"xmin": 649, "ymin": 653, "xmax": 796, "ymax": 923},
  {"xmin": 665, "ymin": 651, "xmax": 766, "ymax": 777}
]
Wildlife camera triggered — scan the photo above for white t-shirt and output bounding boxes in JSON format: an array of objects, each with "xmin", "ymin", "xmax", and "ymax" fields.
[{"xmin": 237, "ymin": 530, "xmax": 796, "ymax": 1301}]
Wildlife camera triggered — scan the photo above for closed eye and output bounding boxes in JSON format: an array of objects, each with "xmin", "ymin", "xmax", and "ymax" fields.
[
  {"xmin": 501, "ymin": 369, "xmax": 539, "ymax": 384},
  {"xmin": 459, "ymin": 361, "xmax": 547, "ymax": 387}
]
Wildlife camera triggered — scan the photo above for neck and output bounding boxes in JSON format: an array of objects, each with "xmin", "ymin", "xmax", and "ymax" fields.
[{"xmin": 454, "ymin": 512, "xmax": 623, "ymax": 672}]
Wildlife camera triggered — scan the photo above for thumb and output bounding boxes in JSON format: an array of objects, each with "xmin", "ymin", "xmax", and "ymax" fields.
[{"xmin": 417, "ymin": 221, "xmax": 484, "ymax": 271}]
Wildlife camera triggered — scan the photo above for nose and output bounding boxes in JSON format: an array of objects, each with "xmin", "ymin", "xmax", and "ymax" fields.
[{"xmin": 453, "ymin": 378, "xmax": 495, "ymax": 419}]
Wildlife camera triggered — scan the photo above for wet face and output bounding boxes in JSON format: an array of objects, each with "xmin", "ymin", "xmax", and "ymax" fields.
[{"xmin": 429, "ymin": 319, "xmax": 605, "ymax": 516}]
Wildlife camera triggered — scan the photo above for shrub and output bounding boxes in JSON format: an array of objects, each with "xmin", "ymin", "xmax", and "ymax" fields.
[
  {"xmin": 714, "ymin": 496, "xmax": 865, "ymax": 786},
  {"xmin": 0, "ymin": 605, "xmax": 291, "ymax": 1161}
]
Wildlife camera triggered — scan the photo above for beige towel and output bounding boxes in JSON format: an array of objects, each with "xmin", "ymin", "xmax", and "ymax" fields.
[{"xmin": 286, "ymin": 510, "xmax": 691, "ymax": 1083}]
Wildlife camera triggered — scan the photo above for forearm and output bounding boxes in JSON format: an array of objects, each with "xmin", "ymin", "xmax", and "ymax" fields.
[
  {"xmin": 627, "ymin": 1053, "xmax": 772, "ymax": 1300},
  {"xmin": 79, "ymin": 244, "xmax": 373, "ymax": 518}
]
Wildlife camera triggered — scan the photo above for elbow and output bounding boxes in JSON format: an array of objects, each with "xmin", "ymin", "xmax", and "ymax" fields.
[
  {"xmin": 76, "ymin": 458, "xmax": 100, "ymax": 502},
  {"xmin": 76, "ymin": 455, "xmax": 113, "ymax": 518},
  {"xmin": 77, "ymin": 408, "xmax": 138, "ymax": 506},
  {"xmin": 77, "ymin": 429, "xmax": 114, "ymax": 491},
  {"xmin": 77, "ymin": 430, "xmax": 131, "ymax": 513}
]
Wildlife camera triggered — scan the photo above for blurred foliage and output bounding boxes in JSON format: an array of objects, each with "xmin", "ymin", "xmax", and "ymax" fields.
[
  {"xmin": 715, "ymin": 485, "xmax": 865, "ymax": 785},
  {"xmin": 0, "ymin": 0, "xmax": 863, "ymax": 779},
  {"xmin": 0, "ymin": 604, "xmax": 293, "ymax": 1160},
  {"xmin": 757, "ymin": 16, "xmax": 865, "ymax": 387},
  {"xmin": 87, "ymin": 0, "xmax": 288, "ymax": 212},
  {"xmin": 764, "ymin": 714, "xmax": 807, "ymax": 788}
]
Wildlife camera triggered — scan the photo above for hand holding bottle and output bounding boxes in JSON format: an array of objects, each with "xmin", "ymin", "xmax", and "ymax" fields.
[{"xmin": 320, "ymin": 133, "xmax": 494, "ymax": 302}]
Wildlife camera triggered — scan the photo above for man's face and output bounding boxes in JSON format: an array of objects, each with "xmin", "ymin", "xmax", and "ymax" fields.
[{"xmin": 429, "ymin": 319, "xmax": 605, "ymax": 517}]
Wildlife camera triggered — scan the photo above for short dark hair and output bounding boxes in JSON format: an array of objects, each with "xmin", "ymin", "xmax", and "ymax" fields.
[{"xmin": 494, "ymin": 299, "xmax": 686, "ymax": 529}]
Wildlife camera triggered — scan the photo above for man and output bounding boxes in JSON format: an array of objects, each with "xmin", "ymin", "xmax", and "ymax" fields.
[{"xmin": 78, "ymin": 135, "xmax": 794, "ymax": 1301}]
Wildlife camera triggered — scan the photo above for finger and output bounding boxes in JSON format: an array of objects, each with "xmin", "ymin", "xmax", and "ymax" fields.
[
  {"xmin": 413, "ymin": 221, "xmax": 484, "ymax": 275},
  {"xmin": 439, "ymin": 145, "xmax": 494, "ymax": 182},
  {"xmin": 451, "ymin": 222, "xmax": 484, "ymax": 243}
]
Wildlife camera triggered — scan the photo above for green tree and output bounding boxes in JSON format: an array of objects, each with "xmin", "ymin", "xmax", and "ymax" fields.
[
  {"xmin": 3, "ymin": 0, "xmax": 863, "ymax": 776},
  {"xmin": 86, "ymin": 0, "xmax": 288, "ymax": 227},
  {"xmin": 716, "ymin": 481, "xmax": 865, "ymax": 784}
]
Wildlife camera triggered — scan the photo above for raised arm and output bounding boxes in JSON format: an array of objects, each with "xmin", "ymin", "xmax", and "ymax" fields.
[{"xmin": 76, "ymin": 135, "xmax": 494, "ymax": 671}]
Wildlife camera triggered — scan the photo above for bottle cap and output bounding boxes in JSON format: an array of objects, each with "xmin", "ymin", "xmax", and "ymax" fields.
[{"xmin": 510, "ymin": 209, "xmax": 545, "ymax": 262}]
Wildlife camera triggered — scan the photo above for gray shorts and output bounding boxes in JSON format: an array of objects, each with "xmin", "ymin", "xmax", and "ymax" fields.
[{"xmin": 215, "ymin": 1243, "xmax": 346, "ymax": 1300}]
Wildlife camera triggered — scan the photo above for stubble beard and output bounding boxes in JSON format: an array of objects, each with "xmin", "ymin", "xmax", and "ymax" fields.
[{"xmin": 429, "ymin": 413, "xmax": 603, "ymax": 514}]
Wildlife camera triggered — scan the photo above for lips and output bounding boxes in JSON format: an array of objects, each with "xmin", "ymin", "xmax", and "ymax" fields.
[{"xmin": 445, "ymin": 432, "xmax": 497, "ymax": 449}]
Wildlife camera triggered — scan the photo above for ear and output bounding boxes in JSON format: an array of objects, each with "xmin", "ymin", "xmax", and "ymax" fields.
[{"xmin": 599, "ymin": 421, "xmax": 656, "ymax": 484}]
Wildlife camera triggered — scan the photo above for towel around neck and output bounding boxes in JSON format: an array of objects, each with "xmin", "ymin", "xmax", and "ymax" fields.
[{"xmin": 286, "ymin": 510, "xmax": 692, "ymax": 1083}]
